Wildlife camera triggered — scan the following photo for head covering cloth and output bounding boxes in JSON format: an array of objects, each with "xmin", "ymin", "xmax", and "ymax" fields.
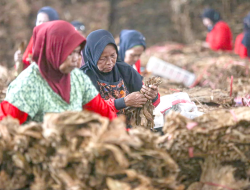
[
  {"xmin": 118, "ymin": 30, "xmax": 146, "ymax": 62},
  {"xmin": 202, "ymin": 8, "xmax": 221, "ymax": 24},
  {"xmin": 37, "ymin": 6, "xmax": 59, "ymax": 21},
  {"xmin": 242, "ymin": 13, "xmax": 250, "ymax": 57},
  {"xmin": 82, "ymin": 29, "xmax": 142, "ymax": 93},
  {"xmin": 32, "ymin": 20, "xmax": 86, "ymax": 103}
]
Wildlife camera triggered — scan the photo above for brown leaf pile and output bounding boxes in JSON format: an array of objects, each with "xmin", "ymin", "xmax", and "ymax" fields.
[
  {"xmin": 161, "ymin": 107, "xmax": 250, "ymax": 161},
  {"xmin": 182, "ymin": 87, "xmax": 234, "ymax": 107},
  {"xmin": 0, "ymin": 111, "xmax": 183, "ymax": 190},
  {"xmin": 187, "ymin": 157, "xmax": 250, "ymax": 190},
  {"xmin": 158, "ymin": 85, "xmax": 234, "ymax": 111},
  {"xmin": 125, "ymin": 77, "xmax": 162, "ymax": 130},
  {"xmin": 142, "ymin": 42, "xmax": 250, "ymax": 99},
  {"xmin": 159, "ymin": 108, "xmax": 250, "ymax": 187}
]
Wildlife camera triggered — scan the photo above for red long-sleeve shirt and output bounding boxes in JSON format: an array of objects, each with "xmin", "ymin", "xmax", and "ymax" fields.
[
  {"xmin": 206, "ymin": 21, "xmax": 233, "ymax": 51},
  {"xmin": 134, "ymin": 60, "xmax": 141, "ymax": 74},
  {"xmin": 0, "ymin": 94, "xmax": 116, "ymax": 124},
  {"xmin": 234, "ymin": 33, "xmax": 248, "ymax": 58}
]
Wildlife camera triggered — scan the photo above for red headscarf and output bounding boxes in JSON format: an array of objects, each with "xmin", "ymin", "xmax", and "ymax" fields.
[{"xmin": 32, "ymin": 20, "xmax": 86, "ymax": 103}]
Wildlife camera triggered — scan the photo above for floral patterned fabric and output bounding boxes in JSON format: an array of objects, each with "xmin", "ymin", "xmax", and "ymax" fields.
[
  {"xmin": 97, "ymin": 78, "xmax": 129, "ymax": 114},
  {"xmin": 97, "ymin": 78, "xmax": 128, "ymax": 100},
  {"xmin": 5, "ymin": 63, "xmax": 98, "ymax": 122}
]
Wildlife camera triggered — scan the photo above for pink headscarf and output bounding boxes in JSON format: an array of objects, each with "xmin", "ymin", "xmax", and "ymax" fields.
[{"xmin": 32, "ymin": 20, "xmax": 86, "ymax": 103}]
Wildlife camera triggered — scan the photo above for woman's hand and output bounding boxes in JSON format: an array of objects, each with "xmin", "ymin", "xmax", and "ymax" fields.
[
  {"xmin": 14, "ymin": 50, "xmax": 23, "ymax": 62},
  {"xmin": 124, "ymin": 92, "xmax": 147, "ymax": 107},
  {"xmin": 141, "ymin": 85, "xmax": 158, "ymax": 100}
]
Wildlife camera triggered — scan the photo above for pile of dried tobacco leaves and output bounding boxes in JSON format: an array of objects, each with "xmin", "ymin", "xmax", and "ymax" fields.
[
  {"xmin": 142, "ymin": 42, "xmax": 250, "ymax": 99},
  {"xmin": 187, "ymin": 157, "xmax": 250, "ymax": 190},
  {"xmin": 0, "ymin": 111, "xmax": 184, "ymax": 190},
  {"xmin": 160, "ymin": 107, "xmax": 250, "ymax": 187}
]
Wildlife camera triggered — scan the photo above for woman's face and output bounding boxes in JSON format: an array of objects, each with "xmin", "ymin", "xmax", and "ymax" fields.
[
  {"xmin": 36, "ymin": 12, "xmax": 50, "ymax": 26},
  {"xmin": 59, "ymin": 46, "xmax": 82, "ymax": 74},
  {"xmin": 203, "ymin": 18, "xmax": 213, "ymax": 28},
  {"xmin": 124, "ymin": 46, "xmax": 144, "ymax": 66},
  {"xmin": 97, "ymin": 44, "xmax": 117, "ymax": 73}
]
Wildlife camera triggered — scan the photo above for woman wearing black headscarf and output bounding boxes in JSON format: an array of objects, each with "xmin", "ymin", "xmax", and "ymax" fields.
[
  {"xmin": 14, "ymin": 6, "xmax": 59, "ymax": 74},
  {"xmin": 202, "ymin": 8, "xmax": 232, "ymax": 51},
  {"xmin": 119, "ymin": 30, "xmax": 146, "ymax": 74},
  {"xmin": 240, "ymin": 14, "xmax": 250, "ymax": 58},
  {"xmin": 81, "ymin": 29, "xmax": 160, "ymax": 113},
  {"xmin": 71, "ymin": 21, "xmax": 87, "ymax": 67},
  {"xmin": 235, "ymin": 14, "xmax": 250, "ymax": 58}
]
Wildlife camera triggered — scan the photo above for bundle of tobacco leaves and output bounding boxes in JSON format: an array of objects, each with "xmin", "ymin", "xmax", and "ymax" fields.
[
  {"xmin": 232, "ymin": 77, "xmax": 250, "ymax": 98},
  {"xmin": 158, "ymin": 108, "xmax": 250, "ymax": 188},
  {"xmin": 187, "ymin": 157, "xmax": 250, "ymax": 190},
  {"xmin": 0, "ymin": 117, "xmax": 51, "ymax": 190},
  {"xmin": 0, "ymin": 110, "xmax": 183, "ymax": 190},
  {"xmin": 125, "ymin": 77, "xmax": 162, "ymax": 130},
  {"xmin": 142, "ymin": 42, "xmax": 250, "ymax": 100},
  {"xmin": 183, "ymin": 87, "xmax": 234, "ymax": 107},
  {"xmin": 161, "ymin": 108, "xmax": 250, "ymax": 161}
]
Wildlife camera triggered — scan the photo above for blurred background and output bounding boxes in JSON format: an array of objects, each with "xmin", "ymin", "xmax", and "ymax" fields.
[{"xmin": 1, "ymin": 0, "xmax": 250, "ymax": 67}]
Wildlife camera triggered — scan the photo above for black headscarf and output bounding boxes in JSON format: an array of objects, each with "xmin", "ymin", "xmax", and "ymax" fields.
[
  {"xmin": 119, "ymin": 30, "xmax": 146, "ymax": 62},
  {"xmin": 202, "ymin": 8, "xmax": 221, "ymax": 24},
  {"xmin": 81, "ymin": 29, "xmax": 142, "ymax": 93},
  {"xmin": 242, "ymin": 13, "xmax": 250, "ymax": 57},
  {"xmin": 71, "ymin": 21, "xmax": 86, "ymax": 32},
  {"xmin": 37, "ymin": 6, "xmax": 59, "ymax": 21}
]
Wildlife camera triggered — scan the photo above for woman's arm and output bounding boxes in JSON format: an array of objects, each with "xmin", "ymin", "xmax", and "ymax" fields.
[
  {"xmin": 0, "ymin": 101, "xmax": 28, "ymax": 124},
  {"xmin": 83, "ymin": 94, "xmax": 117, "ymax": 120}
]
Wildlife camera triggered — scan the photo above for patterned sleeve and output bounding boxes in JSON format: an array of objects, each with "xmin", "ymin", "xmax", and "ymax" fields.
[
  {"xmin": 80, "ymin": 72, "xmax": 99, "ymax": 105},
  {"xmin": 5, "ymin": 76, "xmax": 40, "ymax": 118}
]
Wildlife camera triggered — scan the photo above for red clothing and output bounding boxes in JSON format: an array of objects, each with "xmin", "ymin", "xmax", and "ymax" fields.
[
  {"xmin": 0, "ymin": 94, "xmax": 116, "ymax": 124},
  {"xmin": 84, "ymin": 94, "xmax": 117, "ymax": 120},
  {"xmin": 206, "ymin": 21, "xmax": 233, "ymax": 51},
  {"xmin": 22, "ymin": 36, "xmax": 33, "ymax": 69},
  {"xmin": 134, "ymin": 60, "xmax": 141, "ymax": 74},
  {"xmin": 0, "ymin": 101, "xmax": 28, "ymax": 124},
  {"xmin": 234, "ymin": 33, "xmax": 248, "ymax": 58}
]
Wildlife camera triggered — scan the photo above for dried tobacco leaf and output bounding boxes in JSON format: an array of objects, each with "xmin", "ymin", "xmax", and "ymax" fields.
[
  {"xmin": 126, "ymin": 77, "xmax": 162, "ymax": 130},
  {"xmin": 187, "ymin": 157, "xmax": 250, "ymax": 190},
  {"xmin": 0, "ymin": 110, "xmax": 181, "ymax": 190}
]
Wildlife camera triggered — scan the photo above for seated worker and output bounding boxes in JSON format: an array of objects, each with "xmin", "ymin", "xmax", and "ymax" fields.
[
  {"xmin": 118, "ymin": 30, "xmax": 146, "ymax": 74},
  {"xmin": 202, "ymin": 8, "xmax": 233, "ymax": 51},
  {"xmin": 0, "ymin": 21, "xmax": 116, "ymax": 124},
  {"xmin": 71, "ymin": 21, "xmax": 86, "ymax": 37},
  {"xmin": 14, "ymin": 6, "xmax": 59, "ymax": 74},
  {"xmin": 71, "ymin": 21, "xmax": 87, "ymax": 67},
  {"xmin": 235, "ymin": 13, "xmax": 250, "ymax": 58},
  {"xmin": 81, "ymin": 29, "xmax": 160, "ymax": 113}
]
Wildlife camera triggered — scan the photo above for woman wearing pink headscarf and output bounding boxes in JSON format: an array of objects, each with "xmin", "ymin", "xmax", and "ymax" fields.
[{"xmin": 0, "ymin": 21, "xmax": 116, "ymax": 123}]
